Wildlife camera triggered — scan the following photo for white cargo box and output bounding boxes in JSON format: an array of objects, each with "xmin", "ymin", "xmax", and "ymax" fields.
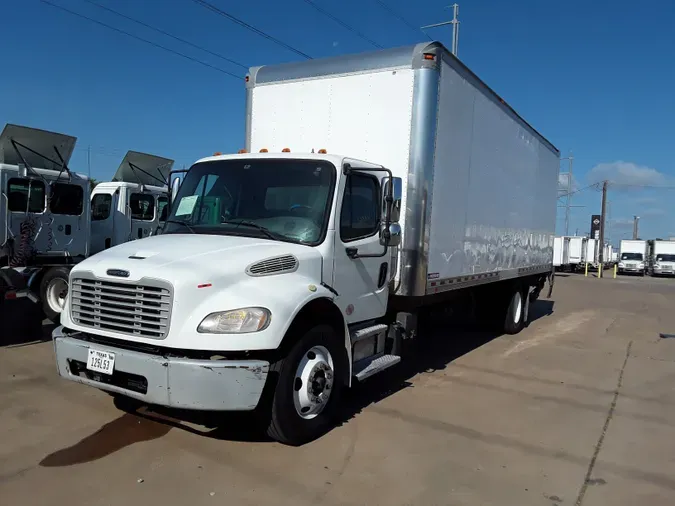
[{"xmin": 246, "ymin": 42, "xmax": 559, "ymax": 296}]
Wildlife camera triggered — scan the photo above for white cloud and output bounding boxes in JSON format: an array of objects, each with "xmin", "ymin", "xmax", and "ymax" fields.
[
  {"xmin": 642, "ymin": 208, "xmax": 665, "ymax": 217},
  {"xmin": 332, "ymin": 41, "xmax": 339, "ymax": 47},
  {"xmin": 558, "ymin": 173, "xmax": 579, "ymax": 193},
  {"xmin": 612, "ymin": 218, "xmax": 634, "ymax": 228},
  {"xmin": 587, "ymin": 161, "xmax": 667, "ymax": 187}
]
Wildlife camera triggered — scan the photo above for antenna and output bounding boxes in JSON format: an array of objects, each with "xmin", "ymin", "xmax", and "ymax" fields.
[{"xmin": 422, "ymin": 3, "xmax": 460, "ymax": 56}]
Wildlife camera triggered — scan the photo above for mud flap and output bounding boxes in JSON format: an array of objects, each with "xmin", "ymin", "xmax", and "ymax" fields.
[{"xmin": 547, "ymin": 270, "xmax": 555, "ymax": 299}]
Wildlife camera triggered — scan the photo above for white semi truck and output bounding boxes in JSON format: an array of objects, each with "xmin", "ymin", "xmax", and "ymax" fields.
[
  {"xmin": 618, "ymin": 239, "xmax": 647, "ymax": 275},
  {"xmin": 52, "ymin": 42, "xmax": 559, "ymax": 445},
  {"xmin": 0, "ymin": 124, "xmax": 174, "ymax": 322},
  {"xmin": 648, "ymin": 240, "xmax": 675, "ymax": 277}
]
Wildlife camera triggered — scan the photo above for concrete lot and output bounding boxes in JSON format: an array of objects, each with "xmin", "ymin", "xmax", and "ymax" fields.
[{"xmin": 2, "ymin": 274, "xmax": 675, "ymax": 505}]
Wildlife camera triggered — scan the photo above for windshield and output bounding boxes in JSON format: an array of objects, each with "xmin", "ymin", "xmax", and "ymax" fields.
[
  {"xmin": 656, "ymin": 254, "xmax": 675, "ymax": 262},
  {"xmin": 621, "ymin": 253, "xmax": 643, "ymax": 261},
  {"xmin": 162, "ymin": 159, "xmax": 336, "ymax": 245}
]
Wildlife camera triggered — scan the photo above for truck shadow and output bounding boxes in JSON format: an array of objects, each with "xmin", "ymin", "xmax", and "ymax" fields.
[
  {"xmin": 0, "ymin": 299, "xmax": 52, "ymax": 347},
  {"xmin": 63, "ymin": 299, "xmax": 555, "ymax": 448},
  {"xmin": 338, "ymin": 299, "xmax": 555, "ymax": 428}
]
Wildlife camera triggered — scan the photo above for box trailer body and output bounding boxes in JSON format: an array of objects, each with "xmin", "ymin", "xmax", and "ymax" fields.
[
  {"xmin": 553, "ymin": 236, "xmax": 570, "ymax": 269},
  {"xmin": 246, "ymin": 42, "xmax": 558, "ymax": 295},
  {"xmin": 53, "ymin": 42, "xmax": 559, "ymax": 445},
  {"xmin": 618, "ymin": 239, "xmax": 647, "ymax": 274},
  {"xmin": 585, "ymin": 238, "xmax": 598, "ymax": 266},
  {"xmin": 567, "ymin": 236, "xmax": 586, "ymax": 267},
  {"xmin": 649, "ymin": 240, "xmax": 675, "ymax": 276}
]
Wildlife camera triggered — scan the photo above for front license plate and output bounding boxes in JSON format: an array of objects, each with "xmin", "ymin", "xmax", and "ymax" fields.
[{"xmin": 86, "ymin": 349, "xmax": 115, "ymax": 375}]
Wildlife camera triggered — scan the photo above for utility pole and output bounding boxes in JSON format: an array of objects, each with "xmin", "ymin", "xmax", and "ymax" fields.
[
  {"xmin": 422, "ymin": 4, "xmax": 460, "ymax": 56},
  {"xmin": 561, "ymin": 152, "xmax": 574, "ymax": 236},
  {"xmin": 598, "ymin": 180, "xmax": 608, "ymax": 276},
  {"xmin": 633, "ymin": 215, "xmax": 640, "ymax": 240},
  {"xmin": 87, "ymin": 145, "xmax": 91, "ymax": 178}
]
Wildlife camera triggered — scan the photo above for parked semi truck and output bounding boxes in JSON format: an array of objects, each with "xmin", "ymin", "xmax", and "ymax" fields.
[
  {"xmin": 52, "ymin": 42, "xmax": 559, "ymax": 445},
  {"xmin": 648, "ymin": 240, "xmax": 675, "ymax": 276},
  {"xmin": 618, "ymin": 239, "xmax": 647, "ymax": 275},
  {"xmin": 0, "ymin": 123, "xmax": 174, "ymax": 322}
]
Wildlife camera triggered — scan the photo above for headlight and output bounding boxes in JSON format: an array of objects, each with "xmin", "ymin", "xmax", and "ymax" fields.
[
  {"xmin": 619, "ymin": 262, "xmax": 625, "ymax": 267},
  {"xmin": 197, "ymin": 307, "xmax": 271, "ymax": 334}
]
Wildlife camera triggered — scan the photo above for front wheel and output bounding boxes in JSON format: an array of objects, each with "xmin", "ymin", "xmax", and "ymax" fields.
[{"xmin": 266, "ymin": 324, "xmax": 346, "ymax": 445}]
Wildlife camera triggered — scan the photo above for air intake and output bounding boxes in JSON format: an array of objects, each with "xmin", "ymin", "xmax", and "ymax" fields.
[{"xmin": 246, "ymin": 255, "xmax": 298, "ymax": 277}]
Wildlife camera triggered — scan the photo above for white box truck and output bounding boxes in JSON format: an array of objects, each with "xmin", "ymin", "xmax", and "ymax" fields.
[
  {"xmin": 0, "ymin": 124, "xmax": 174, "ymax": 323},
  {"xmin": 648, "ymin": 240, "xmax": 675, "ymax": 276},
  {"xmin": 553, "ymin": 236, "xmax": 570, "ymax": 270},
  {"xmin": 568, "ymin": 236, "xmax": 586, "ymax": 270},
  {"xmin": 586, "ymin": 238, "xmax": 598, "ymax": 267},
  {"xmin": 618, "ymin": 239, "xmax": 647, "ymax": 275},
  {"xmin": 52, "ymin": 42, "xmax": 559, "ymax": 445}
]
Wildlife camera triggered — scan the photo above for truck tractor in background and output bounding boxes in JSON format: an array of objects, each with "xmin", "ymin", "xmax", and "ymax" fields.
[
  {"xmin": 52, "ymin": 42, "xmax": 559, "ymax": 445},
  {"xmin": 618, "ymin": 239, "xmax": 647, "ymax": 275},
  {"xmin": 0, "ymin": 123, "xmax": 174, "ymax": 324},
  {"xmin": 648, "ymin": 240, "xmax": 675, "ymax": 277}
]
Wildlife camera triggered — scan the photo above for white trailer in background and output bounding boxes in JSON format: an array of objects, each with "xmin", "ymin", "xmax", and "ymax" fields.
[
  {"xmin": 585, "ymin": 238, "xmax": 598, "ymax": 267},
  {"xmin": 567, "ymin": 236, "xmax": 586, "ymax": 270},
  {"xmin": 553, "ymin": 236, "xmax": 570, "ymax": 270},
  {"xmin": 618, "ymin": 239, "xmax": 647, "ymax": 275},
  {"xmin": 52, "ymin": 41, "xmax": 559, "ymax": 445},
  {"xmin": 648, "ymin": 240, "xmax": 675, "ymax": 277}
]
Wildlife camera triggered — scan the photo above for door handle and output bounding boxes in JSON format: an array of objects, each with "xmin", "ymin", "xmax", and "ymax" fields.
[{"xmin": 377, "ymin": 262, "xmax": 388, "ymax": 288}]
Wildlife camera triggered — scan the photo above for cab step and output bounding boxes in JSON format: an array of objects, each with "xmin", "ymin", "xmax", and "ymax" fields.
[
  {"xmin": 353, "ymin": 354, "xmax": 401, "ymax": 381},
  {"xmin": 350, "ymin": 323, "xmax": 389, "ymax": 344}
]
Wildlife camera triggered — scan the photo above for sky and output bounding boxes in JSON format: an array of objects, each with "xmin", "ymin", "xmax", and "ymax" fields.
[{"xmin": 2, "ymin": 0, "xmax": 675, "ymax": 244}]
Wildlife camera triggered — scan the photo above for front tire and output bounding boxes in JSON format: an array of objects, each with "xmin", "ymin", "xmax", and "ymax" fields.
[
  {"xmin": 266, "ymin": 324, "xmax": 346, "ymax": 446},
  {"xmin": 40, "ymin": 267, "xmax": 71, "ymax": 323}
]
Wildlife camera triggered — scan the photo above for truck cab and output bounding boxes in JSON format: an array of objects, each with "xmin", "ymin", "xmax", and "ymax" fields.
[
  {"xmin": 90, "ymin": 151, "xmax": 173, "ymax": 255},
  {"xmin": 618, "ymin": 239, "xmax": 647, "ymax": 275}
]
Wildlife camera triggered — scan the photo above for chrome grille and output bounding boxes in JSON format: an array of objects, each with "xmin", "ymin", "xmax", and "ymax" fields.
[
  {"xmin": 246, "ymin": 255, "xmax": 298, "ymax": 276},
  {"xmin": 70, "ymin": 277, "xmax": 172, "ymax": 339}
]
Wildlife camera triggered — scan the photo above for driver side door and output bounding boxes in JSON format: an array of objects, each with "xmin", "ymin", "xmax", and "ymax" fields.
[{"xmin": 331, "ymin": 170, "xmax": 389, "ymax": 324}]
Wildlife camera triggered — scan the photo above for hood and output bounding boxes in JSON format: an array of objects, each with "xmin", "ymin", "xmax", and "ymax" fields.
[{"xmin": 72, "ymin": 234, "xmax": 324, "ymax": 284}]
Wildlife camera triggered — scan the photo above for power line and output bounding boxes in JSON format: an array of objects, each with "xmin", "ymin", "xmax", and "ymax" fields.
[
  {"xmin": 372, "ymin": 0, "xmax": 432, "ymax": 40},
  {"xmin": 82, "ymin": 0, "xmax": 247, "ymax": 70},
  {"xmin": 608, "ymin": 182, "xmax": 675, "ymax": 190},
  {"xmin": 41, "ymin": 0, "xmax": 242, "ymax": 79},
  {"xmin": 301, "ymin": 0, "xmax": 383, "ymax": 49},
  {"xmin": 190, "ymin": 0, "xmax": 311, "ymax": 59}
]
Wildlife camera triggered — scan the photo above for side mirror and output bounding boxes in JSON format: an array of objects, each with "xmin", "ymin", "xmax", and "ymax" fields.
[
  {"xmin": 381, "ymin": 176, "xmax": 402, "ymax": 223},
  {"xmin": 171, "ymin": 177, "xmax": 182, "ymax": 203}
]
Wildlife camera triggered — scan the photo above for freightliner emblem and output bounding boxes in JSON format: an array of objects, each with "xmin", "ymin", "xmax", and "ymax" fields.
[{"xmin": 106, "ymin": 269, "xmax": 130, "ymax": 278}]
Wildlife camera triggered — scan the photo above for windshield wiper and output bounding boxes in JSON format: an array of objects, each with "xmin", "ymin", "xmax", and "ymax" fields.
[
  {"xmin": 163, "ymin": 219, "xmax": 196, "ymax": 234},
  {"xmin": 221, "ymin": 220, "xmax": 286, "ymax": 242}
]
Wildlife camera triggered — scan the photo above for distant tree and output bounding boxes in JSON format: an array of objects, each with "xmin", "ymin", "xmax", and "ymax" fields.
[
  {"xmin": 89, "ymin": 178, "xmax": 99, "ymax": 192},
  {"xmin": 656, "ymin": 237, "xmax": 663, "ymax": 241}
]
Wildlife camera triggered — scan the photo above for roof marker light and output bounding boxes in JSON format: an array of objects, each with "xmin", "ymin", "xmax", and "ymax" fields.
[
  {"xmin": 282, "ymin": 148, "xmax": 291, "ymax": 152},
  {"xmin": 259, "ymin": 148, "xmax": 268, "ymax": 153},
  {"xmin": 318, "ymin": 149, "xmax": 327, "ymax": 154},
  {"xmin": 423, "ymin": 53, "xmax": 435, "ymax": 60},
  {"xmin": 213, "ymin": 152, "xmax": 222, "ymax": 156},
  {"xmin": 238, "ymin": 149, "xmax": 247, "ymax": 154},
  {"xmin": 197, "ymin": 283, "xmax": 212, "ymax": 289}
]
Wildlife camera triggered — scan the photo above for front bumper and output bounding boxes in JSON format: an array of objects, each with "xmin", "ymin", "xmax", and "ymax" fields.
[
  {"xmin": 653, "ymin": 269, "xmax": 675, "ymax": 276},
  {"xmin": 53, "ymin": 327, "xmax": 269, "ymax": 411}
]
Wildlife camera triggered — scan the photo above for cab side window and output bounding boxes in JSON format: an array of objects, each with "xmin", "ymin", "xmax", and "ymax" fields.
[
  {"xmin": 50, "ymin": 183, "xmax": 84, "ymax": 215},
  {"xmin": 7, "ymin": 178, "xmax": 45, "ymax": 213},
  {"xmin": 130, "ymin": 193, "xmax": 155, "ymax": 221},
  {"xmin": 340, "ymin": 173, "xmax": 380, "ymax": 242},
  {"xmin": 91, "ymin": 194, "xmax": 112, "ymax": 221}
]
